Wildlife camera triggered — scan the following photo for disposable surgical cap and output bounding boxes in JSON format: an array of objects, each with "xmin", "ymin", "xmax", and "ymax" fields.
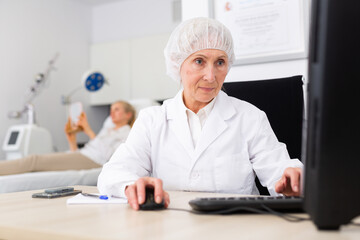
[{"xmin": 164, "ymin": 17, "xmax": 235, "ymax": 83}]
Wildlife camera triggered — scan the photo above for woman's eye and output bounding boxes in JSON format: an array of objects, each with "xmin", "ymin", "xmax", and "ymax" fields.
[
  {"xmin": 195, "ymin": 59, "xmax": 203, "ymax": 65},
  {"xmin": 217, "ymin": 60, "xmax": 225, "ymax": 66}
]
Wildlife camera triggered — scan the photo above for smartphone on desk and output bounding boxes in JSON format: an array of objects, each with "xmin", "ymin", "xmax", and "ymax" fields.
[{"xmin": 32, "ymin": 187, "xmax": 82, "ymax": 199}]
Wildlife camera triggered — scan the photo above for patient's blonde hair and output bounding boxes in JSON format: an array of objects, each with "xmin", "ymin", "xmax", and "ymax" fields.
[{"xmin": 112, "ymin": 101, "xmax": 136, "ymax": 127}]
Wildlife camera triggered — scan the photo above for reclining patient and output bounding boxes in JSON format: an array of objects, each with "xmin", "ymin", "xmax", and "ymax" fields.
[{"xmin": 0, "ymin": 101, "xmax": 135, "ymax": 176}]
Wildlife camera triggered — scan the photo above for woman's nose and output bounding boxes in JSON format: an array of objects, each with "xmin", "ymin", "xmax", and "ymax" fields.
[{"xmin": 203, "ymin": 65, "xmax": 216, "ymax": 82}]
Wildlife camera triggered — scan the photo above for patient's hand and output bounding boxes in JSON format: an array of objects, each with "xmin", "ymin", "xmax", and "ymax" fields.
[
  {"xmin": 64, "ymin": 118, "xmax": 78, "ymax": 151},
  {"xmin": 77, "ymin": 112, "xmax": 96, "ymax": 140},
  {"xmin": 64, "ymin": 117, "xmax": 83, "ymax": 134}
]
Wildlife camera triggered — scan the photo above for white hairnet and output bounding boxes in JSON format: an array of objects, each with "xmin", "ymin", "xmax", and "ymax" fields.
[{"xmin": 164, "ymin": 17, "xmax": 235, "ymax": 83}]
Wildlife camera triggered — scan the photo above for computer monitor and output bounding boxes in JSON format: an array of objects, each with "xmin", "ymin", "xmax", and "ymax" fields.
[{"xmin": 303, "ymin": 0, "xmax": 360, "ymax": 230}]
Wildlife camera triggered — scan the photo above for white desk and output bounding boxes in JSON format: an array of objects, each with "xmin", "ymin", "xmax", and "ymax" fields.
[{"xmin": 0, "ymin": 186, "xmax": 359, "ymax": 240}]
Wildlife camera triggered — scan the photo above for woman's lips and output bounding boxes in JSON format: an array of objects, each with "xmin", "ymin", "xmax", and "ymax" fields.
[{"xmin": 199, "ymin": 87, "xmax": 215, "ymax": 92}]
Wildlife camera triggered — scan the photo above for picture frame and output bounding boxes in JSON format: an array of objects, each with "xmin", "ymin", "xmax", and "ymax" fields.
[{"xmin": 209, "ymin": 0, "xmax": 310, "ymax": 65}]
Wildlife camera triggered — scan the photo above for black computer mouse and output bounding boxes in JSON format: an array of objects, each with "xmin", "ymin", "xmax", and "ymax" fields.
[{"xmin": 139, "ymin": 187, "xmax": 165, "ymax": 210}]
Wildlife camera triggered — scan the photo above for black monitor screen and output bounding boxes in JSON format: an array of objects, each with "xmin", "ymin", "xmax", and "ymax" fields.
[
  {"xmin": 8, "ymin": 131, "xmax": 19, "ymax": 145},
  {"xmin": 304, "ymin": 0, "xmax": 360, "ymax": 230}
]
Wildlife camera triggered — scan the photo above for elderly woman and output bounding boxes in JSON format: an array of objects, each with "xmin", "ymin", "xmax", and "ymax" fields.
[
  {"xmin": 97, "ymin": 17, "xmax": 303, "ymax": 210},
  {"xmin": 0, "ymin": 101, "xmax": 135, "ymax": 175}
]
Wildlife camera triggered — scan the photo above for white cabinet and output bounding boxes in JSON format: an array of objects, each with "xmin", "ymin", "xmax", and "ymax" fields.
[{"xmin": 90, "ymin": 34, "xmax": 180, "ymax": 105}]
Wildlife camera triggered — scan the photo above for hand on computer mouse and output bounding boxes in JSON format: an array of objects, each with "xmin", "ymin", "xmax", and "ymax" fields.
[
  {"xmin": 139, "ymin": 187, "xmax": 165, "ymax": 210},
  {"xmin": 125, "ymin": 177, "xmax": 170, "ymax": 210}
]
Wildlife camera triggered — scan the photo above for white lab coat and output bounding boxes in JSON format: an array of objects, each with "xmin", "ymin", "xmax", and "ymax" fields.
[{"xmin": 97, "ymin": 90, "xmax": 303, "ymax": 197}]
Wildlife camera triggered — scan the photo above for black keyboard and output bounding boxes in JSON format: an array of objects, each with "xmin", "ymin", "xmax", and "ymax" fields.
[{"xmin": 189, "ymin": 196, "xmax": 304, "ymax": 214}]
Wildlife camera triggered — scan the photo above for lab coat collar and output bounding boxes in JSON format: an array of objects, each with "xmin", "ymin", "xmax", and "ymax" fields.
[
  {"xmin": 166, "ymin": 90, "xmax": 195, "ymax": 159},
  {"xmin": 166, "ymin": 90, "xmax": 235, "ymax": 120},
  {"xmin": 166, "ymin": 90, "xmax": 236, "ymax": 161},
  {"xmin": 194, "ymin": 90, "xmax": 235, "ymax": 159}
]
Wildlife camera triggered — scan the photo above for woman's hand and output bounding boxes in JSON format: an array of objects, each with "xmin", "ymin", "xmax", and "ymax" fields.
[
  {"xmin": 275, "ymin": 167, "xmax": 302, "ymax": 196},
  {"xmin": 125, "ymin": 177, "xmax": 170, "ymax": 211},
  {"xmin": 64, "ymin": 118, "xmax": 78, "ymax": 151},
  {"xmin": 77, "ymin": 112, "xmax": 96, "ymax": 140}
]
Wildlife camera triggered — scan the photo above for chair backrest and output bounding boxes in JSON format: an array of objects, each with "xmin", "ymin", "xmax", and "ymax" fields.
[{"xmin": 223, "ymin": 75, "xmax": 304, "ymax": 194}]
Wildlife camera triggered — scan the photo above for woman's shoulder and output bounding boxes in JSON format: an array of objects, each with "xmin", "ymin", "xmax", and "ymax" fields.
[
  {"xmin": 220, "ymin": 91, "xmax": 263, "ymax": 115},
  {"xmin": 138, "ymin": 95, "xmax": 177, "ymax": 116},
  {"xmin": 116, "ymin": 124, "xmax": 131, "ymax": 133},
  {"xmin": 135, "ymin": 104, "xmax": 167, "ymax": 126},
  {"xmin": 138, "ymin": 104, "xmax": 165, "ymax": 116},
  {"xmin": 231, "ymin": 97, "xmax": 261, "ymax": 113},
  {"xmin": 218, "ymin": 92, "xmax": 268, "ymax": 129}
]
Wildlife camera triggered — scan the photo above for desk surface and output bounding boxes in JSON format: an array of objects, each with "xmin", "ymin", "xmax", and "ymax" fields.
[{"xmin": 0, "ymin": 186, "xmax": 359, "ymax": 240}]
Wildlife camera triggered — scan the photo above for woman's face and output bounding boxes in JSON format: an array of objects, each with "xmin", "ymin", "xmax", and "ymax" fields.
[
  {"xmin": 180, "ymin": 49, "xmax": 228, "ymax": 113},
  {"xmin": 110, "ymin": 103, "xmax": 129, "ymax": 125}
]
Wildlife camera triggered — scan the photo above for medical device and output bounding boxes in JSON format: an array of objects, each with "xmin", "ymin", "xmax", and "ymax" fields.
[
  {"xmin": 2, "ymin": 54, "xmax": 59, "ymax": 160},
  {"xmin": 61, "ymin": 70, "xmax": 108, "ymax": 105},
  {"xmin": 2, "ymin": 124, "xmax": 53, "ymax": 160},
  {"xmin": 60, "ymin": 70, "xmax": 108, "ymax": 136}
]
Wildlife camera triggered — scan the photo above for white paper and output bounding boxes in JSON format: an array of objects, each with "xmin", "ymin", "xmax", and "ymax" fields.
[
  {"xmin": 66, "ymin": 193, "xmax": 127, "ymax": 205},
  {"xmin": 214, "ymin": 0, "xmax": 306, "ymax": 64},
  {"xmin": 69, "ymin": 101, "xmax": 83, "ymax": 125}
]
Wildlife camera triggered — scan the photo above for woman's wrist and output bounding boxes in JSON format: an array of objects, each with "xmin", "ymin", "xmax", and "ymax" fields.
[
  {"xmin": 85, "ymin": 129, "xmax": 96, "ymax": 139},
  {"xmin": 69, "ymin": 143, "xmax": 78, "ymax": 151},
  {"xmin": 67, "ymin": 138, "xmax": 78, "ymax": 151}
]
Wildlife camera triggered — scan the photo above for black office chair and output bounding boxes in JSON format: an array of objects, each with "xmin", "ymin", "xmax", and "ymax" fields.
[{"xmin": 223, "ymin": 75, "xmax": 304, "ymax": 195}]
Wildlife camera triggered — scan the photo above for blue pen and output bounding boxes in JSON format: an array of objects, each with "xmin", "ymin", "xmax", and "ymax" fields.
[{"xmin": 81, "ymin": 193, "xmax": 108, "ymax": 200}]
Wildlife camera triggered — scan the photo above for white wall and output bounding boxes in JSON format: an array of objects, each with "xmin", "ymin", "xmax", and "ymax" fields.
[
  {"xmin": 89, "ymin": 33, "xmax": 180, "ymax": 105},
  {"xmin": 0, "ymin": 0, "xmax": 94, "ymax": 158},
  {"xmin": 181, "ymin": 0, "xmax": 309, "ymax": 83},
  {"xmin": 89, "ymin": 0, "xmax": 180, "ymax": 104},
  {"xmin": 92, "ymin": 0, "xmax": 177, "ymax": 42}
]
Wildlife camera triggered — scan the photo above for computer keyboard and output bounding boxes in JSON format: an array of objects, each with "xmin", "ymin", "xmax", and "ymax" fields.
[{"xmin": 189, "ymin": 196, "xmax": 304, "ymax": 214}]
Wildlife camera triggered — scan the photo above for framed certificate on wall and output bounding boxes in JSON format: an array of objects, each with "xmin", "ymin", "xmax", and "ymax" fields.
[{"xmin": 210, "ymin": 0, "xmax": 309, "ymax": 65}]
